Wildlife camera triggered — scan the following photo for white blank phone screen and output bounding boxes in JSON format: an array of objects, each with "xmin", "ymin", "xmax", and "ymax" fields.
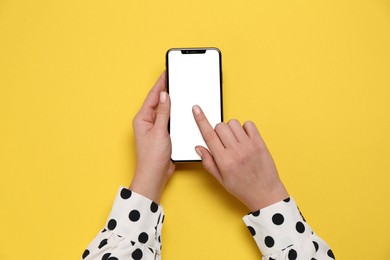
[{"xmin": 167, "ymin": 49, "xmax": 222, "ymax": 161}]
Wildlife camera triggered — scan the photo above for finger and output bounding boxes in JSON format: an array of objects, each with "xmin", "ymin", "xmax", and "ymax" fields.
[
  {"xmin": 243, "ymin": 121, "xmax": 263, "ymax": 142},
  {"xmin": 195, "ymin": 146, "xmax": 223, "ymax": 183},
  {"xmin": 154, "ymin": 91, "xmax": 170, "ymax": 130},
  {"xmin": 243, "ymin": 121, "xmax": 266, "ymax": 147},
  {"xmin": 139, "ymin": 72, "xmax": 166, "ymax": 116},
  {"xmin": 192, "ymin": 105, "xmax": 224, "ymax": 154},
  {"xmin": 214, "ymin": 122, "xmax": 239, "ymax": 149},
  {"xmin": 227, "ymin": 119, "xmax": 249, "ymax": 143}
]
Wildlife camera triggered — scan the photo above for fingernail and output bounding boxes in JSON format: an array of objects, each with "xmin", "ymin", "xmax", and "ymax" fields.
[
  {"xmin": 193, "ymin": 105, "xmax": 201, "ymax": 115},
  {"xmin": 160, "ymin": 92, "xmax": 167, "ymax": 103},
  {"xmin": 195, "ymin": 147, "xmax": 203, "ymax": 158}
]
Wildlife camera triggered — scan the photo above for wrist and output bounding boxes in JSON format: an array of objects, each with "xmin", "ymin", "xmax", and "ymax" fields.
[
  {"xmin": 130, "ymin": 172, "xmax": 168, "ymax": 203},
  {"xmin": 245, "ymin": 181, "xmax": 289, "ymax": 212}
]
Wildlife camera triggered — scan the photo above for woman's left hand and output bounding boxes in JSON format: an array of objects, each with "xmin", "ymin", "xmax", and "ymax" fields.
[{"xmin": 130, "ymin": 72, "xmax": 175, "ymax": 203}]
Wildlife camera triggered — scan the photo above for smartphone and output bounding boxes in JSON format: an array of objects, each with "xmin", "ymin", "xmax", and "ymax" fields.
[{"xmin": 166, "ymin": 47, "xmax": 223, "ymax": 162}]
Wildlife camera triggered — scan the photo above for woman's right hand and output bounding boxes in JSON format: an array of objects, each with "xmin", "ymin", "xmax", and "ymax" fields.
[{"xmin": 192, "ymin": 105, "xmax": 289, "ymax": 212}]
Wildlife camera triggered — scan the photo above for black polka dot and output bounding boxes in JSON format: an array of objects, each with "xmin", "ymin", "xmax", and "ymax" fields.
[
  {"xmin": 82, "ymin": 249, "xmax": 90, "ymax": 259},
  {"xmin": 272, "ymin": 213, "xmax": 284, "ymax": 225},
  {"xmin": 252, "ymin": 210, "xmax": 260, "ymax": 217},
  {"xmin": 288, "ymin": 249, "xmax": 297, "ymax": 260},
  {"xmin": 247, "ymin": 226, "xmax": 256, "ymax": 236},
  {"xmin": 148, "ymin": 247, "xmax": 154, "ymax": 253},
  {"xmin": 138, "ymin": 232, "xmax": 149, "ymax": 244},
  {"xmin": 132, "ymin": 248, "xmax": 143, "ymax": 260},
  {"xmin": 107, "ymin": 219, "xmax": 117, "ymax": 230},
  {"xmin": 130, "ymin": 241, "xmax": 135, "ymax": 246},
  {"xmin": 107, "ymin": 257, "xmax": 118, "ymax": 260},
  {"xmin": 269, "ymin": 258, "xmax": 276, "ymax": 260},
  {"xmin": 162, "ymin": 215, "xmax": 165, "ymax": 223},
  {"xmin": 120, "ymin": 188, "xmax": 132, "ymax": 199},
  {"xmin": 101, "ymin": 228, "xmax": 107, "ymax": 233},
  {"xmin": 158, "ymin": 235, "xmax": 161, "ymax": 243},
  {"xmin": 102, "ymin": 253, "xmax": 111, "ymax": 260},
  {"xmin": 129, "ymin": 210, "xmax": 140, "ymax": 222},
  {"xmin": 98, "ymin": 239, "xmax": 108, "ymax": 249},
  {"xmin": 296, "ymin": 221, "xmax": 305, "ymax": 233},
  {"xmin": 327, "ymin": 249, "xmax": 335, "ymax": 259},
  {"xmin": 150, "ymin": 201, "xmax": 158, "ymax": 213},
  {"xmin": 283, "ymin": 197, "xmax": 291, "ymax": 202},
  {"xmin": 313, "ymin": 241, "xmax": 319, "ymax": 252},
  {"xmin": 311, "ymin": 258, "xmax": 317, "ymax": 260},
  {"xmin": 264, "ymin": 236, "xmax": 274, "ymax": 248}
]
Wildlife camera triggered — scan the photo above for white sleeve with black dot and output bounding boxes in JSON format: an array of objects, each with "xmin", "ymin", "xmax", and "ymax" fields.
[
  {"xmin": 82, "ymin": 187, "xmax": 164, "ymax": 260},
  {"xmin": 243, "ymin": 197, "xmax": 335, "ymax": 260}
]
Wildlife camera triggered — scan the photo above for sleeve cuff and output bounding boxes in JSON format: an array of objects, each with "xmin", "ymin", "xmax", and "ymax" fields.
[
  {"xmin": 242, "ymin": 197, "xmax": 312, "ymax": 256},
  {"xmin": 104, "ymin": 186, "xmax": 165, "ymax": 253}
]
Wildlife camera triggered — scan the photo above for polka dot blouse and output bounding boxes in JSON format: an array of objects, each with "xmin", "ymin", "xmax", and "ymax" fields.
[{"xmin": 82, "ymin": 187, "xmax": 335, "ymax": 260}]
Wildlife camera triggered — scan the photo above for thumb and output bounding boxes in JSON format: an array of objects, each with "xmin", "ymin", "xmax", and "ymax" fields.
[
  {"xmin": 195, "ymin": 146, "xmax": 223, "ymax": 183},
  {"xmin": 154, "ymin": 91, "xmax": 170, "ymax": 129}
]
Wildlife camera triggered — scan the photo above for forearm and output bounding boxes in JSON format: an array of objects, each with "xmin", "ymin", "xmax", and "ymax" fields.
[
  {"xmin": 243, "ymin": 197, "xmax": 335, "ymax": 259},
  {"xmin": 82, "ymin": 187, "xmax": 164, "ymax": 260}
]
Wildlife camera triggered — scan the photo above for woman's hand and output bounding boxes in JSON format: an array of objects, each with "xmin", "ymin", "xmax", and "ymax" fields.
[
  {"xmin": 192, "ymin": 105, "xmax": 288, "ymax": 211},
  {"xmin": 130, "ymin": 72, "xmax": 175, "ymax": 203}
]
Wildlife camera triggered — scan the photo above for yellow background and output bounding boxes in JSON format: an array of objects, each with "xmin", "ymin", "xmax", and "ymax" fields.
[{"xmin": 1, "ymin": 0, "xmax": 389, "ymax": 259}]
